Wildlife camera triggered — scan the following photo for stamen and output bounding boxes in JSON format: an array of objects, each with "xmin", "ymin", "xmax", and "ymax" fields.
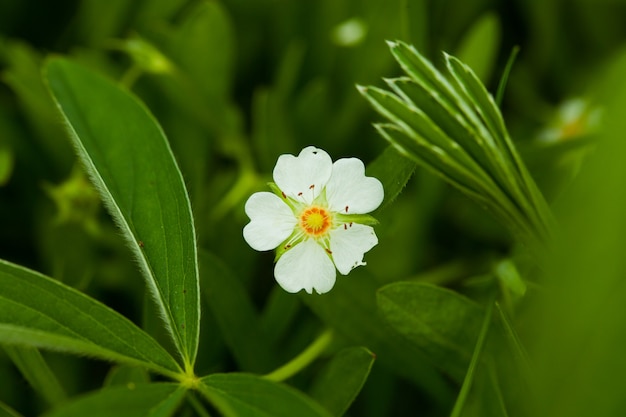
[
  {"xmin": 281, "ymin": 191, "xmax": 286, "ymax": 199},
  {"xmin": 325, "ymin": 248, "xmax": 332, "ymax": 255},
  {"xmin": 345, "ymin": 205, "xmax": 349, "ymax": 213}
]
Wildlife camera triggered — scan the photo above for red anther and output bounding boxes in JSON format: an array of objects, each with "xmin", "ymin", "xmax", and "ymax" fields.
[
  {"xmin": 344, "ymin": 224, "xmax": 347, "ymax": 230},
  {"xmin": 309, "ymin": 184, "xmax": 315, "ymax": 189},
  {"xmin": 350, "ymin": 222, "xmax": 353, "ymax": 227},
  {"xmin": 345, "ymin": 205, "xmax": 349, "ymax": 213},
  {"xmin": 325, "ymin": 248, "xmax": 333, "ymax": 254},
  {"xmin": 298, "ymin": 192, "xmax": 303, "ymax": 196},
  {"xmin": 281, "ymin": 191, "xmax": 286, "ymax": 199}
]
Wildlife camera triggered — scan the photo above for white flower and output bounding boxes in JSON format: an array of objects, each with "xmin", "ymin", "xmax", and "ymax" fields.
[{"xmin": 243, "ymin": 146, "xmax": 384, "ymax": 294}]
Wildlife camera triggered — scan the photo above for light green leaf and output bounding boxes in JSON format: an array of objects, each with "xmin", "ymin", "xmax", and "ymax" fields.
[
  {"xmin": 454, "ymin": 13, "xmax": 501, "ymax": 83},
  {"xmin": 172, "ymin": 1, "xmax": 235, "ymax": 100},
  {"xmin": 377, "ymin": 282, "xmax": 484, "ymax": 382},
  {"xmin": 199, "ymin": 373, "xmax": 333, "ymax": 417},
  {"xmin": 3, "ymin": 346, "xmax": 66, "ymax": 406},
  {"xmin": 309, "ymin": 347, "xmax": 375, "ymax": 417},
  {"xmin": 41, "ymin": 383, "xmax": 186, "ymax": 417},
  {"xmin": 45, "ymin": 58, "xmax": 200, "ymax": 367},
  {"xmin": 0, "ymin": 259, "xmax": 181, "ymax": 378}
]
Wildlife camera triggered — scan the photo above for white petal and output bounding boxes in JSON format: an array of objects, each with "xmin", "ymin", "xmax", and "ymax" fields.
[
  {"xmin": 243, "ymin": 192, "xmax": 297, "ymax": 251},
  {"xmin": 325, "ymin": 158, "xmax": 384, "ymax": 214},
  {"xmin": 275, "ymin": 239, "xmax": 336, "ymax": 294},
  {"xmin": 329, "ymin": 223, "xmax": 378, "ymax": 275},
  {"xmin": 273, "ymin": 147, "xmax": 333, "ymax": 204}
]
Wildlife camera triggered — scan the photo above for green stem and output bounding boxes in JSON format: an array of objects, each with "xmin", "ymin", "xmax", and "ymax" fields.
[
  {"xmin": 449, "ymin": 297, "xmax": 495, "ymax": 417},
  {"xmin": 263, "ymin": 329, "xmax": 334, "ymax": 382}
]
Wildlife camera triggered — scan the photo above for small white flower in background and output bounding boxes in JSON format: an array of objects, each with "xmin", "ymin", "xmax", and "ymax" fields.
[{"xmin": 243, "ymin": 146, "xmax": 384, "ymax": 295}]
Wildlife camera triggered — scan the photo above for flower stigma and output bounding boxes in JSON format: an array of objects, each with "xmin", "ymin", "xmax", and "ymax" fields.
[{"xmin": 299, "ymin": 206, "xmax": 332, "ymax": 237}]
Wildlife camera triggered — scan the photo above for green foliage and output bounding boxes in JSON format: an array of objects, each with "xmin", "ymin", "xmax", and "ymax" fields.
[
  {"xmin": 0, "ymin": 1, "xmax": 624, "ymax": 416},
  {"xmin": 360, "ymin": 41, "xmax": 554, "ymax": 254},
  {"xmin": 46, "ymin": 58, "xmax": 200, "ymax": 368}
]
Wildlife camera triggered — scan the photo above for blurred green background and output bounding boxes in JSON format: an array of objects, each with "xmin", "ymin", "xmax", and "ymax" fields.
[{"xmin": 1, "ymin": 0, "xmax": 626, "ymax": 416}]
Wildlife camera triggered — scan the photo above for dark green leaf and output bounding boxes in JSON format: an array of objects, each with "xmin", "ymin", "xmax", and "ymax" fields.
[
  {"xmin": 200, "ymin": 251, "xmax": 274, "ymax": 373},
  {"xmin": 41, "ymin": 383, "xmax": 185, "ymax": 417},
  {"xmin": 365, "ymin": 146, "xmax": 416, "ymax": 210},
  {"xmin": 199, "ymin": 373, "xmax": 333, "ymax": 417},
  {"xmin": 45, "ymin": 58, "xmax": 200, "ymax": 367},
  {"xmin": 3, "ymin": 346, "xmax": 66, "ymax": 406},
  {"xmin": 309, "ymin": 347, "xmax": 375, "ymax": 417},
  {"xmin": 377, "ymin": 282, "xmax": 484, "ymax": 381},
  {"xmin": 302, "ymin": 272, "xmax": 453, "ymax": 408},
  {"xmin": 0, "ymin": 402, "xmax": 23, "ymax": 417},
  {"xmin": 0, "ymin": 259, "xmax": 181, "ymax": 378}
]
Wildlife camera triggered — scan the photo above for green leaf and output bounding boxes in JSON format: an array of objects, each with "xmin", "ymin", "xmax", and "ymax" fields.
[
  {"xmin": 172, "ymin": 1, "xmax": 235, "ymax": 100},
  {"xmin": 199, "ymin": 373, "xmax": 333, "ymax": 417},
  {"xmin": 199, "ymin": 251, "xmax": 274, "ymax": 373},
  {"xmin": 103, "ymin": 365, "xmax": 151, "ymax": 388},
  {"xmin": 41, "ymin": 383, "xmax": 186, "ymax": 417},
  {"xmin": 3, "ymin": 346, "xmax": 66, "ymax": 406},
  {"xmin": 309, "ymin": 347, "xmax": 375, "ymax": 417},
  {"xmin": 454, "ymin": 13, "xmax": 501, "ymax": 83},
  {"xmin": 302, "ymin": 272, "xmax": 453, "ymax": 408},
  {"xmin": 45, "ymin": 58, "xmax": 200, "ymax": 367},
  {"xmin": 0, "ymin": 259, "xmax": 181, "ymax": 378},
  {"xmin": 365, "ymin": 146, "xmax": 416, "ymax": 210},
  {"xmin": 377, "ymin": 282, "xmax": 484, "ymax": 382},
  {"xmin": 0, "ymin": 401, "xmax": 23, "ymax": 417}
]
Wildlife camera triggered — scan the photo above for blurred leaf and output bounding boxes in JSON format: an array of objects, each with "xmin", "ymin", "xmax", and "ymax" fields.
[
  {"xmin": 365, "ymin": 146, "xmax": 416, "ymax": 210},
  {"xmin": 0, "ymin": 259, "xmax": 181, "ymax": 377},
  {"xmin": 530, "ymin": 49, "xmax": 626, "ymax": 417},
  {"xmin": 454, "ymin": 13, "xmax": 501, "ymax": 83},
  {"xmin": 74, "ymin": 0, "xmax": 132, "ymax": 47},
  {"xmin": 0, "ymin": 402, "xmax": 23, "ymax": 417},
  {"xmin": 0, "ymin": 143, "xmax": 13, "ymax": 186},
  {"xmin": 45, "ymin": 58, "xmax": 200, "ymax": 368},
  {"xmin": 450, "ymin": 298, "xmax": 494, "ymax": 417},
  {"xmin": 200, "ymin": 251, "xmax": 274, "ymax": 373},
  {"xmin": 41, "ymin": 383, "xmax": 185, "ymax": 417},
  {"xmin": 199, "ymin": 373, "xmax": 333, "ymax": 417},
  {"xmin": 377, "ymin": 282, "xmax": 484, "ymax": 382},
  {"xmin": 309, "ymin": 347, "xmax": 375, "ymax": 417},
  {"xmin": 171, "ymin": 1, "xmax": 235, "ymax": 101},
  {"xmin": 3, "ymin": 346, "xmax": 66, "ymax": 406},
  {"xmin": 1, "ymin": 41, "xmax": 73, "ymax": 173},
  {"xmin": 103, "ymin": 365, "xmax": 151, "ymax": 388},
  {"xmin": 302, "ymin": 272, "xmax": 453, "ymax": 408}
]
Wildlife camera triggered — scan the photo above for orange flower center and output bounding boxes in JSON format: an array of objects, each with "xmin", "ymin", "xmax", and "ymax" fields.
[{"xmin": 299, "ymin": 206, "xmax": 331, "ymax": 237}]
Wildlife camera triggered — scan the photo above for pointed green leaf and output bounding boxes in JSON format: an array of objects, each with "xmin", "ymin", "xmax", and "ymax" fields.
[
  {"xmin": 199, "ymin": 373, "xmax": 333, "ymax": 417},
  {"xmin": 41, "ymin": 383, "xmax": 185, "ymax": 417},
  {"xmin": 0, "ymin": 259, "xmax": 181, "ymax": 378},
  {"xmin": 45, "ymin": 58, "xmax": 200, "ymax": 366},
  {"xmin": 3, "ymin": 346, "xmax": 66, "ymax": 406},
  {"xmin": 377, "ymin": 282, "xmax": 485, "ymax": 382},
  {"xmin": 309, "ymin": 347, "xmax": 375, "ymax": 417}
]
